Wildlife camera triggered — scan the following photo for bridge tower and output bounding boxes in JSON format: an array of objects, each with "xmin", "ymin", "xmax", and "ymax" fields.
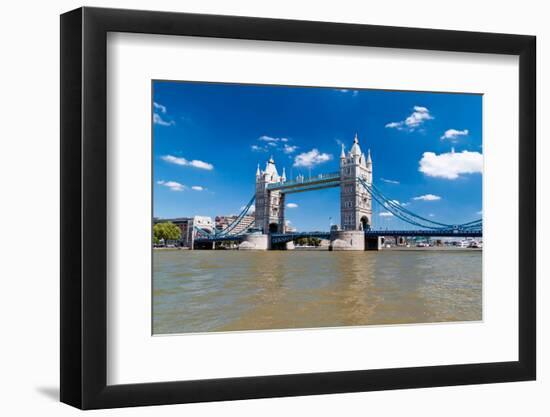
[
  {"xmin": 255, "ymin": 157, "xmax": 286, "ymax": 233},
  {"xmin": 339, "ymin": 134, "xmax": 373, "ymax": 231}
]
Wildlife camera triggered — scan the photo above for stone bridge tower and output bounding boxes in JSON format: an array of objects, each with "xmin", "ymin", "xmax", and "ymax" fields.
[
  {"xmin": 255, "ymin": 157, "xmax": 286, "ymax": 233},
  {"xmin": 339, "ymin": 134, "xmax": 373, "ymax": 231}
]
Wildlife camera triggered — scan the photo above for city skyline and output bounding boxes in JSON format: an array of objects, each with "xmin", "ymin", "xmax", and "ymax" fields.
[{"xmin": 153, "ymin": 81, "xmax": 482, "ymax": 231}]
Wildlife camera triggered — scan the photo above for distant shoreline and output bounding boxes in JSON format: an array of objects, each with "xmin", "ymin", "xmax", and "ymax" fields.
[
  {"xmin": 153, "ymin": 246, "xmax": 482, "ymax": 252},
  {"xmin": 382, "ymin": 246, "xmax": 482, "ymax": 252}
]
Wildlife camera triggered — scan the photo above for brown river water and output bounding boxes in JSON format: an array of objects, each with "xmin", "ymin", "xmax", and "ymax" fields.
[{"xmin": 153, "ymin": 249, "xmax": 482, "ymax": 335}]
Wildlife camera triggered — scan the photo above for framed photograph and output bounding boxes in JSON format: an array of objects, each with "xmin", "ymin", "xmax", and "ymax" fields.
[{"xmin": 60, "ymin": 7, "xmax": 536, "ymax": 409}]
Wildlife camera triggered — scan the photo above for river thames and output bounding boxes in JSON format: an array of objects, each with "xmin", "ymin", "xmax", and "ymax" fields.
[{"xmin": 153, "ymin": 249, "xmax": 482, "ymax": 335}]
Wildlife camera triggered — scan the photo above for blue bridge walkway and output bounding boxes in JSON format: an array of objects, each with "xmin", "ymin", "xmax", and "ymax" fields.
[{"xmin": 196, "ymin": 228, "xmax": 482, "ymax": 245}]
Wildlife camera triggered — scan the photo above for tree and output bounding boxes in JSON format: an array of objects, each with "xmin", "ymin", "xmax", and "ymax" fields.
[
  {"xmin": 308, "ymin": 237, "xmax": 321, "ymax": 247},
  {"xmin": 295, "ymin": 237, "xmax": 321, "ymax": 247},
  {"xmin": 153, "ymin": 222, "xmax": 181, "ymax": 244}
]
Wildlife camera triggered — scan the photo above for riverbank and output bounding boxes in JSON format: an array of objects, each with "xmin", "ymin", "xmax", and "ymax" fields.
[
  {"xmin": 153, "ymin": 246, "xmax": 482, "ymax": 252},
  {"xmin": 383, "ymin": 246, "xmax": 482, "ymax": 252},
  {"xmin": 294, "ymin": 246, "xmax": 482, "ymax": 252}
]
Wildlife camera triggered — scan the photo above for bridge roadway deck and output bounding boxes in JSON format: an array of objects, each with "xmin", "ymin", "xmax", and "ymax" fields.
[{"xmin": 194, "ymin": 229, "xmax": 482, "ymax": 244}]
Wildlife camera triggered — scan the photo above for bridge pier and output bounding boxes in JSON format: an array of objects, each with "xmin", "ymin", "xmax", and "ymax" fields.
[
  {"xmin": 238, "ymin": 233, "xmax": 270, "ymax": 250},
  {"xmin": 270, "ymin": 240, "xmax": 294, "ymax": 250},
  {"xmin": 365, "ymin": 236, "xmax": 382, "ymax": 250},
  {"xmin": 193, "ymin": 240, "xmax": 216, "ymax": 250},
  {"xmin": 329, "ymin": 230, "xmax": 365, "ymax": 251}
]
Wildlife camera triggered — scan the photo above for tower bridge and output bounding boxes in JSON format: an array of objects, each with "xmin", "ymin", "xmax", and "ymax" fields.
[
  {"xmin": 255, "ymin": 133, "xmax": 373, "ymax": 235},
  {"xmin": 192, "ymin": 134, "xmax": 482, "ymax": 250}
]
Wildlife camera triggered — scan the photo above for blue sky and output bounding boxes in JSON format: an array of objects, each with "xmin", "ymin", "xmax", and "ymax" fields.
[{"xmin": 153, "ymin": 81, "xmax": 482, "ymax": 231}]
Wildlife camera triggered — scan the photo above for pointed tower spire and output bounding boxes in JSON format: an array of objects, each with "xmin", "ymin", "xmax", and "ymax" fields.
[
  {"xmin": 256, "ymin": 163, "xmax": 261, "ymax": 177},
  {"xmin": 281, "ymin": 167, "xmax": 287, "ymax": 182},
  {"xmin": 367, "ymin": 149, "xmax": 372, "ymax": 164},
  {"xmin": 264, "ymin": 156, "xmax": 279, "ymax": 180},
  {"xmin": 340, "ymin": 143, "xmax": 346, "ymax": 159},
  {"xmin": 350, "ymin": 133, "xmax": 362, "ymax": 156}
]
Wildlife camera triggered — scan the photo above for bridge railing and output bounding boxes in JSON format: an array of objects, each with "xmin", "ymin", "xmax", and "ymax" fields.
[{"xmin": 365, "ymin": 229, "xmax": 482, "ymax": 237}]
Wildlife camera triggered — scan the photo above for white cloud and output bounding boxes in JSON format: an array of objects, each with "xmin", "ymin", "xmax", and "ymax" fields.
[
  {"xmin": 286, "ymin": 203, "xmax": 298, "ymax": 208},
  {"xmin": 337, "ymin": 89, "xmax": 359, "ymax": 96},
  {"xmin": 413, "ymin": 105, "xmax": 429, "ymax": 112},
  {"xmin": 189, "ymin": 160, "xmax": 214, "ymax": 170},
  {"xmin": 293, "ymin": 149, "xmax": 333, "ymax": 167},
  {"xmin": 161, "ymin": 155, "xmax": 186, "ymax": 165},
  {"xmin": 161, "ymin": 154, "xmax": 214, "ymax": 170},
  {"xmin": 259, "ymin": 135, "xmax": 278, "ymax": 142},
  {"xmin": 385, "ymin": 122, "xmax": 402, "ymax": 129},
  {"xmin": 419, "ymin": 149, "xmax": 483, "ymax": 179},
  {"xmin": 429, "ymin": 213, "xmax": 435, "ymax": 217},
  {"xmin": 191, "ymin": 186, "xmax": 204, "ymax": 191},
  {"xmin": 441, "ymin": 128, "xmax": 469, "ymax": 140},
  {"xmin": 255, "ymin": 136, "xmax": 292, "ymax": 153},
  {"xmin": 381, "ymin": 178, "xmax": 400, "ymax": 184},
  {"xmin": 283, "ymin": 144, "xmax": 298, "ymax": 154},
  {"xmin": 385, "ymin": 105, "xmax": 433, "ymax": 131},
  {"xmin": 153, "ymin": 113, "xmax": 175, "ymax": 126},
  {"xmin": 259, "ymin": 135, "xmax": 289, "ymax": 143},
  {"xmin": 405, "ymin": 106, "xmax": 433, "ymax": 128},
  {"xmin": 379, "ymin": 212, "xmax": 394, "ymax": 217},
  {"xmin": 413, "ymin": 194, "xmax": 441, "ymax": 201},
  {"xmin": 251, "ymin": 144, "xmax": 268, "ymax": 152},
  {"xmin": 477, "ymin": 210, "xmax": 483, "ymax": 215},
  {"xmin": 153, "ymin": 102, "xmax": 167, "ymax": 113},
  {"xmin": 157, "ymin": 180, "xmax": 185, "ymax": 191}
]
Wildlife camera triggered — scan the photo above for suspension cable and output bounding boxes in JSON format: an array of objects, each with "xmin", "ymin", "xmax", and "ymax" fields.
[
  {"xmin": 358, "ymin": 178, "xmax": 482, "ymax": 231},
  {"xmin": 216, "ymin": 194, "xmax": 256, "ymax": 236}
]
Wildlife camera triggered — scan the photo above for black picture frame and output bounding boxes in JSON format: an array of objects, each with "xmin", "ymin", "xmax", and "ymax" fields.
[{"xmin": 60, "ymin": 6, "xmax": 536, "ymax": 410}]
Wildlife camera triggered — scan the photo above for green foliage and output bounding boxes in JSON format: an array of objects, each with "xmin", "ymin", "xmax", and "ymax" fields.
[
  {"xmin": 153, "ymin": 222, "xmax": 181, "ymax": 243},
  {"xmin": 295, "ymin": 237, "xmax": 321, "ymax": 247}
]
